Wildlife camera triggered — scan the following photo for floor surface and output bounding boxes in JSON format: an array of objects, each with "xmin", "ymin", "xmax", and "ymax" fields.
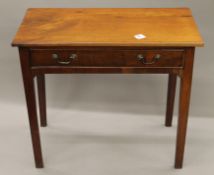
[{"xmin": 0, "ymin": 103, "xmax": 214, "ymax": 175}]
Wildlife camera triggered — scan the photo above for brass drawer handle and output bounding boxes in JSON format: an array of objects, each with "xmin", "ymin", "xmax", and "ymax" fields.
[
  {"xmin": 52, "ymin": 53, "xmax": 77, "ymax": 65},
  {"xmin": 137, "ymin": 54, "xmax": 161, "ymax": 65}
]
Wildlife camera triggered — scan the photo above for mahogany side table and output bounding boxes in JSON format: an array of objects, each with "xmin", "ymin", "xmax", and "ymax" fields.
[{"xmin": 12, "ymin": 8, "xmax": 204, "ymax": 169}]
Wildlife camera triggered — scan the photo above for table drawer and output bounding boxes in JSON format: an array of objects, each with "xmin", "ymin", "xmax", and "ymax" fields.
[{"xmin": 30, "ymin": 49, "xmax": 184, "ymax": 68}]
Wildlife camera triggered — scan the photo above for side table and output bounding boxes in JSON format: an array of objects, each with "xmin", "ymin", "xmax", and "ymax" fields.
[{"xmin": 12, "ymin": 8, "xmax": 204, "ymax": 168}]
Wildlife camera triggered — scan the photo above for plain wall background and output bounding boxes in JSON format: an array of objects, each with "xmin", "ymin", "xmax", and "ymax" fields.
[
  {"xmin": 0, "ymin": 1, "xmax": 214, "ymax": 174},
  {"xmin": 0, "ymin": 0, "xmax": 213, "ymax": 118}
]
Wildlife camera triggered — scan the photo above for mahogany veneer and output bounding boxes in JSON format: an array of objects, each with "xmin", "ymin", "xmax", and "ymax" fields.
[{"xmin": 12, "ymin": 8, "xmax": 204, "ymax": 169}]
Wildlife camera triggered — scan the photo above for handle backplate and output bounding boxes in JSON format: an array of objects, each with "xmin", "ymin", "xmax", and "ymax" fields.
[
  {"xmin": 137, "ymin": 54, "xmax": 161, "ymax": 65},
  {"xmin": 52, "ymin": 53, "xmax": 77, "ymax": 65}
]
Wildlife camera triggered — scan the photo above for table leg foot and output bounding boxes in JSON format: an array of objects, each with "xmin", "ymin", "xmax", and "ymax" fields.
[
  {"xmin": 174, "ymin": 163, "xmax": 182, "ymax": 169},
  {"xmin": 36, "ymin": 162, "xmax": 44, "ymax": 168}
]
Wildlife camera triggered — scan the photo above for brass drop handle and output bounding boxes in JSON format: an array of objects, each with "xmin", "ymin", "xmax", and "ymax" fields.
[
  {"xmin": 137, "ymin": 54, "xmax": 161, "ymax": 65},
  {"xmin": 52, "ymin": 53, "xmax": 77, "ymax": 65}
]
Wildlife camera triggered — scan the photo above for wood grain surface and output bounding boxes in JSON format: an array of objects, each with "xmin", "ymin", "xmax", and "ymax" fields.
[{"xmin": 12, "ymin": 8, "xmax": 204, "ymax": 47}]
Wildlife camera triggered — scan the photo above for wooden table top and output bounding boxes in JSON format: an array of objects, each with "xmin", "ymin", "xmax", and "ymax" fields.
[{"xmin": 12, "ymin": 8, "xmax": 204, "ymax": 47}]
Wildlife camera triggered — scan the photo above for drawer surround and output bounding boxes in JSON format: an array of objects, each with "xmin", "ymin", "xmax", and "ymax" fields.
[{"xmin": 30, "ymin": 48, "xmax": 185, "ymax": 68}]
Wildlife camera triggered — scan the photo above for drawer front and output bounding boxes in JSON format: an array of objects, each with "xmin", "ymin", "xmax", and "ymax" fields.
[{"xmin": 30, "ymin": 49, "xmax": 184, "ymax": 68}]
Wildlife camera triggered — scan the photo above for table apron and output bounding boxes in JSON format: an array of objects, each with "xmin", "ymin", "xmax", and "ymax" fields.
[{"xmin": 30, "ymin": 66, "xmax": 183, "ymax": 75}]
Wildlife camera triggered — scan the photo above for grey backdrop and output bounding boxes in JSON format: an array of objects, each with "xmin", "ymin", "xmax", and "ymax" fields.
[{"xmin": 0, "ymin": 0, "xmax": 213, "ymax": 118}]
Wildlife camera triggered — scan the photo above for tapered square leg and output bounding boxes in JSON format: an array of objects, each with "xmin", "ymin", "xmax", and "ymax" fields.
[
  {"xmin": 19, "ymin": 48, "xmax": 44, "ymax": 168},
  {"xmin": 37, "ymin": 75, "xmax": 47, "ymax": 127},
  {"xmin": 175, "ymin": 48, "xmax": 195, "ymax": 169},
  {"xmin": 165, "ymin": 74, "xmax": 177, "ymax": 127}
]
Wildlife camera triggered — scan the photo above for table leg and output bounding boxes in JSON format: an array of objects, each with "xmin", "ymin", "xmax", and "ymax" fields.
[
  {"xmin": 37, "ymin": 75, "xmax": 47, "ymax": 127},
  {"xmin": 165, "ymin": 74, "xmax": 177, "ymax": 127},
  {"xmin": 175, "ymin": 48, "xmax": 195, "ymax": 168},
  {"xmin": 19, "ymin": 48, "xmax": 44, "ymax": 168}
]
